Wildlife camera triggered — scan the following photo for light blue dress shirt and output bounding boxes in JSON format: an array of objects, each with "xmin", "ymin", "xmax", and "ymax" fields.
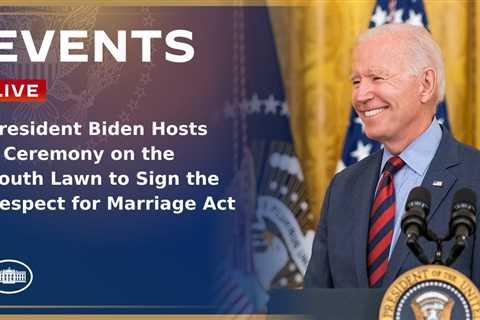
[{"xmin": 378, "ymin": 118, "xmax": 442, "ymax": 259}]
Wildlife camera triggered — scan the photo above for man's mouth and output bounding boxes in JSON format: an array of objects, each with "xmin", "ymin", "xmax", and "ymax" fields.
[{"xmin": 363, "ymin": 107, "xmax": 387, "ymax": 118}]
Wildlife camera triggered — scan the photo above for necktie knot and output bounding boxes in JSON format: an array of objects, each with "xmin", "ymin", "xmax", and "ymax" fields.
[{"xmin": 382, "ymin": 156, "xmax": 405, "ymax": 176}]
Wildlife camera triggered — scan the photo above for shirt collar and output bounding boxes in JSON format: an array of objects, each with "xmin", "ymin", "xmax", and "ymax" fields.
[{"xmin": 381, "ymin": 118, "xmax": 442, "ymax": 175}]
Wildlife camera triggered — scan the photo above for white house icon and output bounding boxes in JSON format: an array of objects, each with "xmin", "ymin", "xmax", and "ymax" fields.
[{"xmin": 0, "ymin": 268, "xmax": 26, "ymax": 284}]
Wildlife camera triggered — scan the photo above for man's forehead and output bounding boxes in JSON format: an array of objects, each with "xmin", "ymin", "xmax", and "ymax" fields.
[
  {"xmin": 351, "ymin": 67, "xmax": 391, "ymax": 78},
  {"xmin": 355, "ymin": 31, "xmax": 410, "ymax": 48},
  {"xmin": 352, "ymin": 52, "xmax": 402, "ymax": 74},
  {"xmin": 354, "ymin": 40, "xmax": 406, "ymax": 57},
  {"xmin": 352, "ymin": 39, "xmax": 408, "ymax": 74}
]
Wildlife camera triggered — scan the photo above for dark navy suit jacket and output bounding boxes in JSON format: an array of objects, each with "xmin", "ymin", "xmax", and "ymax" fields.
[{"xmin": 304, "ymin": 128, "xmax": 480, "ymax": 288}]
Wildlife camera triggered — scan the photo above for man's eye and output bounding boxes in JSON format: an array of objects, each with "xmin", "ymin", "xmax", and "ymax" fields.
[
  {"xmin": 373, "ymin": 76, "xmax": 384, "ymax": 81},
  {"xmin": 352, "ymin": 80, "xmax": 360, "ymax": 86}
]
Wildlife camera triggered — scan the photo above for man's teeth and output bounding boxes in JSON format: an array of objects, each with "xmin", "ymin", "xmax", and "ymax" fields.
[{"xmin": 364, "ymin": 108, "xmax": 386, "ymax": 118}]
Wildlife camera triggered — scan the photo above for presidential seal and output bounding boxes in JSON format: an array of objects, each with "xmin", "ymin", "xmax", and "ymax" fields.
[{"xmin": 379, "ymin": 265, "xmax": 480, "ymax": 320}]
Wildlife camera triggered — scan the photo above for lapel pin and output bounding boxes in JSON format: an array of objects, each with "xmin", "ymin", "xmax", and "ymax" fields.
[{"xmin": 432, "ymin": 180, "xmax": 443, "ymax": 187}]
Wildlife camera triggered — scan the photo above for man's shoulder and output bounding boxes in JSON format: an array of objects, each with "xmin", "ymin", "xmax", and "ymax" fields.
[
  {"xmin": 437, "ymin": 132, "xmax": 480, "ymax": 180},
  {"xmin": 453, "ymin": 139, "xmax": 480, "ymax": 176},
  {"xmin": 456, "ymin": 139, "xmax": 480, "ymax": 160},
  {"xmin": 333, "ymin": 149, "xmax": 382, "ymax": 184},
  {"xmin": 445, "ymin": 132, "xmax": 480, "ymax": 163}
]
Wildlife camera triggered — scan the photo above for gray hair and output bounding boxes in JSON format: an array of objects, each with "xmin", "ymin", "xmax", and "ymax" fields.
[{"xmin": 356, "ymin": 23, "xmax": 445, "ymax": 105}]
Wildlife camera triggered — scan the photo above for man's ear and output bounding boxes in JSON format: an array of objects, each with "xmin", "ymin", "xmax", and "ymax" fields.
[{"xmin": 419, "ymin": 68, "xmax": 436, "ymax": 104}]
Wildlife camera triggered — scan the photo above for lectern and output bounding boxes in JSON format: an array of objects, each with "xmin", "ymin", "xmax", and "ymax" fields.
[{"xmin": 268, "ymin": 288, "xmax": 385, "ymax": 320}]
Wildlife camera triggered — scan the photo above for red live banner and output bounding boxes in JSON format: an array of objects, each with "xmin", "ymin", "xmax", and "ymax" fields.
[{"xmin": 0, "ymin": 80, "xmax": 46, "ymax": 102}]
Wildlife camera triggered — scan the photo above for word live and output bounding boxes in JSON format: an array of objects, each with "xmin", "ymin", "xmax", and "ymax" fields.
[{"xmin": 0, "ymin": 80, "xmax": 46, "ymax": 102}]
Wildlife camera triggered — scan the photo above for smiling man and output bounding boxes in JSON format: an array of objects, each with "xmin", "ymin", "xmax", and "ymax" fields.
[{"xmin": 304, "ymin": 24, "xmax": 480, "ymax": 289}]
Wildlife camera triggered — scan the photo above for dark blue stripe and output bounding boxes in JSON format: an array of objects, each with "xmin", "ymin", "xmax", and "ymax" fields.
[
  {"xmin": 368, "ymin": 219, "xmax": 394, "ymax": 254},
  {"xmin": 368, "ymin": 248, "xmax": 390, "ymax": 278},
  {"xmin": 375, "ymin": 175, "xmax": 392, "ymax": 195},
  {"xmin": 371, "ymin": 274, "xmax": 385, "ymax": 288},
  {"xmin": 370, "ymin": 194, "xmax": 395, "ymax": 226}
]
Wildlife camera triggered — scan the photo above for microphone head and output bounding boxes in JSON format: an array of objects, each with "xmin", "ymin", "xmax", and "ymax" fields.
[
  {"xmin": 402, "ymin": 187, "xmax": 431, "ymax": 244},
  {"xmin": 405, "ymin": 186, "xmax": 431, "ymax": 212},
  {"xmin": 452, "ymin": 188, "xmax": 477, "ymax": 214}
]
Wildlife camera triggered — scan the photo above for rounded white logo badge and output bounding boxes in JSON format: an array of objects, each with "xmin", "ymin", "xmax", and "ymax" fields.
[{"xmin": 0, "ymin": 259, "xmax": 33, "ymax": 294}]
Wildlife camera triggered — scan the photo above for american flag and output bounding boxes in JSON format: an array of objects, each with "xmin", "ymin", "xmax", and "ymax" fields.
[
  {"xmin": 214, "ymin": 6, "xmax": 312, "ymax": 315},
  {"xmin": 337, "ymin": 0, "xmax": 450, "ymax": 172}
]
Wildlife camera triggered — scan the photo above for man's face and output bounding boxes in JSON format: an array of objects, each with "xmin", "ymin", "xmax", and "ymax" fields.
[{"xmin": 351, "ymin": 35, "xmax": 432, "ymax": 151}]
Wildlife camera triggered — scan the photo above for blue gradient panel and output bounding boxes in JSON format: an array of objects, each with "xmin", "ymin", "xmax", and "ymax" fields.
[{"xmin": 0, "ymin": 6, "xmax": 261, "ymax": 313}]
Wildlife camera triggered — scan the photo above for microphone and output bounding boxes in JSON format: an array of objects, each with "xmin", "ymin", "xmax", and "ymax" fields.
[
  {"xmin": 401, "ymin": 187, "xmax": 431, "ymax": 265},
  {"xmin": 402, "ymin": 187, "xmax": 431, "ymax": 240},
  {"xmin": 445, "ymin": 188, "xmax": 477, "ymax": 266},
  {"xmin": 449, "ymin": 188, "xmax": 476, "ymax": 241}
]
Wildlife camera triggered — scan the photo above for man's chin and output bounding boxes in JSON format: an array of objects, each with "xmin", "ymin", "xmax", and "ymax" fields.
[{"xmin": 364, "ymin": 129, "xmax": 386, "ymax": 144}]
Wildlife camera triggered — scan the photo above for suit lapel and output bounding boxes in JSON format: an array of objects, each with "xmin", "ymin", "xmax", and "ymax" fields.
[
  {"xmin": 383, "ymin": 128, "xmax": 459, "ymax": 286},
  {"xmin": 423, "ymin": 171, "xmax": 457, "ymax": 223},
  {"xmin": 352, "ymin": 150, "xmax": 382, "ymax": 288}
]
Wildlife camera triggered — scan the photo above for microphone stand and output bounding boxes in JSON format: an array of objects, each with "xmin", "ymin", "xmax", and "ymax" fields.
[
  {"xmin": 444, "ymin": 235, "xmax": 467, "ymax": 267},
  {"xmin": 424, "ymin": 230, "xmax": 444, "ymax": 265},
  {"xmin": 410, "ymin": 228, "xmax": 468, "ymax": 266},
  {"xmin": 405, "ymin": 233, "xmax": 429, "ymax": 265}
]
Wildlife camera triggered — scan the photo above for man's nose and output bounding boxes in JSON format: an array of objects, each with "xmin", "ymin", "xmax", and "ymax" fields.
[{"xmin": 353, "ymin": 81, "xmax": 374, "ymax": 103}]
